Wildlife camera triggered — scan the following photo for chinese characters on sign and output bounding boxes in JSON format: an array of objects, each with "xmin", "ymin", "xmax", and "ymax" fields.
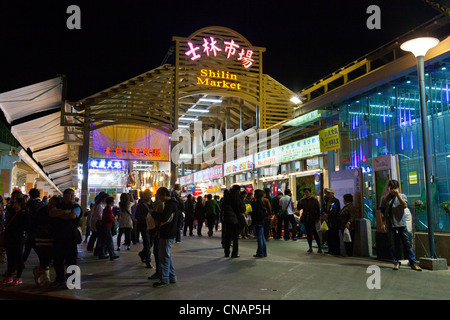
[
  {"xmin": 89, "ymin": 159, "xmax": 124, "ymax": 170},
  {"xmin": 224, "ymin": 155, "xmax": 254, "ymax": 176},
  {"xmin": 319, "ymin": 125, "xmax": 340, "ymax": 152},
  {"xmin": 104, "ymin": 147, "xmax": 161, "ymax": 158},
  {"xmin": 256, "ymin": 148, "xmax": 280, "ymax": 168},
  {"xmin": 185, "ymin": 37, "xmax": 255, "ymax": 69}
]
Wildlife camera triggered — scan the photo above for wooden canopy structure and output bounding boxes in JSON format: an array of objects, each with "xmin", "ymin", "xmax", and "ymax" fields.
[{"xmin": 63, "ymin": 26, "xmax": 297, "ymax": 141}]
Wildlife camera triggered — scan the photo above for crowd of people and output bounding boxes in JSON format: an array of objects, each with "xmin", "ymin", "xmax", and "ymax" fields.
[{"xmin": 0, "ymin": 178, "xmax": 420, "ymax": 289}]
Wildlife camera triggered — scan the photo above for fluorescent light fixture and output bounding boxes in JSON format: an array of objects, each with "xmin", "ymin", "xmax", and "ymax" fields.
[
  {"xmin": 188, "ymin": 108, "xmax": 210, "ymax": 113},
  {"xmin": 179, "ymin": 117, "xmax": 198, "ymax": 121},
  {"xmin": 198, "ymin": 98, "xmax": 222, "ymax": 103},
  {"xmin": 290, "ymin": 96, "xmax": 301, "ymax": 104},
  {"xmin": 178, "ymin": 125, "xmax": 190, "ymax": 128},
  {"xmin": 289, "ymin": 169, "xmax": 322, "ymax": 177}
]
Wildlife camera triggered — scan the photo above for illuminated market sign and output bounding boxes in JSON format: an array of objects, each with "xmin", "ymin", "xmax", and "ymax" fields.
[
  {"xmin": 197, "ymin": 69, "xmax": 241, "ymax": 90},
  {"xmin": 185, "ymin": 37, "xmax": 255, "ymax": 68},
  {"xmin": 104, "ymin": 147, "xmax": 161, "ymax": 158},
  {"xmin": 89, "ymin": 159, "xmax": 124, "ymax": 170}
]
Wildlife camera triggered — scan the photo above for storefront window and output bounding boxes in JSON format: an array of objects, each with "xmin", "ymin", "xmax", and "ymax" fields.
[{"xmin": 339, "ymin": 56, "xmax": 450, "ymax": 232}]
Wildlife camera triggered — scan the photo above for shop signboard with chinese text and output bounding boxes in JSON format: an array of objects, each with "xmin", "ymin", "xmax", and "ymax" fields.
[
  {"xmin": 319, "ymin": 125, "xmax": 340, "ymax": 153},
  {"xmin": 255, "ymin": 147, "xmax": 279, "ymax": 168},
  {"xmin": 224, "ymin": 155, "xmax": 254, "ymax": 176},
  {"xmin": 91, "ymin": 125, "xmax": 170, "ymax": 161},
  {"xmin": 279, "ymin": 135, "xmax": 321, "ymax": 162}
]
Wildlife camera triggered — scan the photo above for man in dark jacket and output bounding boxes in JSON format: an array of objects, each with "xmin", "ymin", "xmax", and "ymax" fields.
[
  {"xmin": 151, "ymin": 187, "xmax": 180, "ymax": 287},
  {"xmin": 135, "ymin": 189, "xmax": 153, "ymax": 268},
  {"xmin": 23, "ymin": 188, "xmax": 45, "ymax": 262},
  {"xmin": 49, "ymin": 189, "xmax": 81, "ymax": 287},
  {"xmin": 322, "ymin": 188, "xmax": 341, "ymax": 255},
  {"xmin": 223, "ymin": 185, "xmax": 246, "ymax": 258},
  {"xmin": 297, "ymin": 188, "xmax": 322, "ymax": 253}
]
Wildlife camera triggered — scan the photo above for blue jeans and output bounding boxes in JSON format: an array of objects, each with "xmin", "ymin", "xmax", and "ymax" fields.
[
  {"xmin": 149, "ymin": 229, "xmax": 161, "ymax": 274},
  {"xmin": 159, "ymin": 238, "xmax": 176, "ymax": 284},
  {"xmin": 387, "ymin": 226, "xmax": 418, "ymax": 265},
  {"xmin": 254, "ymin": 224, "xmax": 267, "ymax": 257}
]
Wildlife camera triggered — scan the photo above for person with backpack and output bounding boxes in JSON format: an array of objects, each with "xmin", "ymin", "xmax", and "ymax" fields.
[{"xmin": 251, "ymin": 189, "xmax": 268, "ymax": 258}]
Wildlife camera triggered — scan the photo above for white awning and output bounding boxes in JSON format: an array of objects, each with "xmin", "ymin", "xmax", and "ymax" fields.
[
  {"xmin": 0, "ymin": 77, "xmax": 75, "ymax": 192},
  {"xmin": 0, "ymin": 78, "xmax": 62, "ymax": 124}
]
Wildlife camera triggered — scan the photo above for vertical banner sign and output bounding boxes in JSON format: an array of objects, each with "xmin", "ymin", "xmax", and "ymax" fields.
[{"xmin": 319, "ymin": 125, "xmax": 340, "ymax": 152}]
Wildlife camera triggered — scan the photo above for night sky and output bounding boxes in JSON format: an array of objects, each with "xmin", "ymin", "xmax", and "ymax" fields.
[{"xmin": 0, "ymin": 0, "xmax": 440, "ymax": 102}]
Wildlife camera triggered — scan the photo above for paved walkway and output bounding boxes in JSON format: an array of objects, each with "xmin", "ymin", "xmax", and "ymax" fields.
[{"xmin": 0, "ymin": 231, "xmax": 449, "ymax": 301}]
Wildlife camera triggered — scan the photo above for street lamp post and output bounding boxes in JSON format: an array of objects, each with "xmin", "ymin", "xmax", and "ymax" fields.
[{"xmin": 400, "ymin": 37, "xmax": 439, "ymax": 259}]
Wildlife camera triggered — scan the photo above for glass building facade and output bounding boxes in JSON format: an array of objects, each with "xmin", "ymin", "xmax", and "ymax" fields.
[{"xmin": 338, "ymin": 55, "xmax": 450, "ymax": 232}]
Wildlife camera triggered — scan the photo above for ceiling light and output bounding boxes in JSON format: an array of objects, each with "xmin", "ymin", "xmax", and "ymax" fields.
[
  {"xmin": 290, "ymin": 96, "xmax": 301, "ymax": 104},
  {"xmin": 188, "ymin": 108, "xmax": 210, "ymax": 113},
  {"xmin": 179, "ymin": 117, "xmax": 198, "ymax": 121},
  {"xmin": 198, "ymin": 98, "xmax": 222, "ymax": 103}
]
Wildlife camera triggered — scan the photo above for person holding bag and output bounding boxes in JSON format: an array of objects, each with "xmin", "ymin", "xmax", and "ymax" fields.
[
  {"xmin": 338, "ymin": 194, "xmax": 355, "ymax": 257},
  {"xmin": 279, "ymin": 189, "xmax": 296, "ymax": 241},
  {"xmin": 297, "ymin": 188, "xmax": 322, "ymax": 253},
  {"xmin": 117, "ymin": 193, "xmax": 133, "ymax": 251}
]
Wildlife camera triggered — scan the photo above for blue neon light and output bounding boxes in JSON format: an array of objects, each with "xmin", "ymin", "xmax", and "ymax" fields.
[{"xmin": 89, "ymin": 159, "xmax": 124, "ymax": 170}]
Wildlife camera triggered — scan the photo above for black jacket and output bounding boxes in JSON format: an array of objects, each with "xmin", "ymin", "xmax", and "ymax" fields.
[
  {"xmin": 250, "ymin": 199, "xmax": 267, "ymax": 224},
  {"xmin": 152, "ymin": 198, "xmax": 180, "ymax": 239},
  {"xmin": 223, "ymin": 192, "xmax": 246, "ymax": 225}
]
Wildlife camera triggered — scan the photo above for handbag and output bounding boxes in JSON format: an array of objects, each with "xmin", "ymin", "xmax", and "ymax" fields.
[
  {"xmin": 320, "ymin": 220, "xmax": 328, "ymax": 231},
  {"xmin": 343, "ymin": 228, "xmax": 352, "ymax": 242},
  {"xmin": 111, "ymin": 220, "xmax": 119, "ymax": 236},
  {"xmin": 73, "ymin": 225, "xmax": 83, "ymax": 244},
  {"xmin": 279, "ymin": 197, "xmax": 292, "ymax": 219}
]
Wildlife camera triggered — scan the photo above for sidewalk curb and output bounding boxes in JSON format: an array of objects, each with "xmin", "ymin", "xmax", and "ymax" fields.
[{"xmin": 0, "ymin": 286, "xmax": 92, "ymax": 300}]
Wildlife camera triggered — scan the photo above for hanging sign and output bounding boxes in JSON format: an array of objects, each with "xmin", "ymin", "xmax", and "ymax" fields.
[
  {"xmin": 256, "ymin": 147, "xmax": 280, "ymax": 168},
  {"xmin": 89, "ymin": 159, "xmax": 124, "ymax": 170},
  {"xmin": 224, "ymin": 155, "xmax": 254, "ymax": 176},
  {"xmin": 319, "ymin": 125, "xmax": 340, "ymax": 152},
  {"xmin": 279, "ymin": 135, "xmax": 321, "ymax": 162}
]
